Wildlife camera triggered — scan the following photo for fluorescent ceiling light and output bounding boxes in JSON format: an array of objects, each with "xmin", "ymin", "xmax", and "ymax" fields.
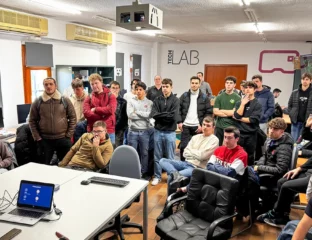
[
  {"xmin": 137, "ymin": 30, "xmax": 156, "ymax": 36},
  {"xmin": 244, "ymin": 8, "xmax": 258, "ymax": 22},
  {"xmin": 93, "ymin": 15, "xmax": 116, "ymax": 25},
  {"xmin": 254, "ymin": 23, "xmax": 263, "ymax": 33},
  {"xmin": 238, "ymin": 0, "xmax": 250, "ymax": 6},
  {"xmin": 26, "ymin": 0, "xmax": 81, "ymax": 14},
  {"xmin": 157, "ymin": 34, "xmax": 176, "ymax": 40}
]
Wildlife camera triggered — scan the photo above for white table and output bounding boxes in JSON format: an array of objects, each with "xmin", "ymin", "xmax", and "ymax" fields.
[{"xmin": 0, "ymin": 163, "xmax": 149, "ymax": 240}]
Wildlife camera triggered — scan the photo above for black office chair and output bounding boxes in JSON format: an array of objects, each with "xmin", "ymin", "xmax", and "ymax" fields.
[
  {"xmin": 156, "ymin": 168, "xmax": 239, "ymax": 240},
  {"xmin": 95, "ymin": 145, "xmax": 143, "ymax": 240}
]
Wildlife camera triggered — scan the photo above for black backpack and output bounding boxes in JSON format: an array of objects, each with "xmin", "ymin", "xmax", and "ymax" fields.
[
  {"xmin": 273, "ymin": 103, "xmax": 283, "ymax": 118},
  {"xmin": 36, "ymin": 96, "xmax": 68, "ymax": 111}
]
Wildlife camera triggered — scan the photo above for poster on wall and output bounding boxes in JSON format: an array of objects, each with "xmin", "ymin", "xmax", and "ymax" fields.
[
  {"xmin": 131, "ymin": 54, "xmax": 142, "ymax": 80},
  {"xmin": 116, "ymin": 52, "xmax": 125, "ymax": 90}
]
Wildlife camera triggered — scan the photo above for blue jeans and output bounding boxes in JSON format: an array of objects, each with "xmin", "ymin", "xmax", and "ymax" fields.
[
  {"xmin": 277, "ymin": 220, "xmax": 312, "ymax": 240},
  {"xmin": 154, "ymin": 130, "xmax": 176, "ymax": 179},
  {"xmin": 291, "ymin": 122, "xmax": 303, "ymax": 142},
  {"xmin": 128, "ymin": 129, "xmax": 153, "ymax": 174},
  {"xmin": 160, "ymin": 158, "xmax": 194, "ymax": 195},
  {"xmin": 109, "ymin": 133, "xmax": 115, "ymax": 145}
]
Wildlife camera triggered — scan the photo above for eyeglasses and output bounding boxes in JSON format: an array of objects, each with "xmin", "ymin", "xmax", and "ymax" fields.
[{"xmin": 92, "ymin": 130, "xmax": 106, "ymax": 134}]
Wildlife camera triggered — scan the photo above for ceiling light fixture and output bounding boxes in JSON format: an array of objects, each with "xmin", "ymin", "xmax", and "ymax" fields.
[
  {"xmin": 239, "ymin": 0, "xmax": 250, "ymax": 6},
  {"xmin": 93, "ymin": 15, "xmax": 116, "ymax": 25},
  {"xmin": 254, "ymin": 23, "xmax": 263, "ymax": 33},
  {"xmin": 26, "ymin": 0, "xmax": 81, "ymax": 14},
  {"xmin": 157, "ymin": 34, "xmax": 176, "ymax": 41},
  {"xmin": 244, "ymin": 8, "xmax": 258, "ymax": 22}
]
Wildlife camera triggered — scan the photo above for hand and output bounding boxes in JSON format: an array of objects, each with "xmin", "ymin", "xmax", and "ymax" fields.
[
  {"xmin": 177, "ymin": 186, "xmax": 187, "ymax": 193},
  {"xmin": 178, "ymin": 123, "xmax": 183, "ymax": 131},
  {"xmin": 254, "ymin": 165, "xmax": 258, "ymax": 172},
  {"xmin": 283, "ymin": 167, "xmax": 301, "ymax": 180},
  {"xmin": 195, "ymin": 125, "xmax": 202, "ymax": 133},
  {"xmin": 91, "ymin": 108, "xmax": 96, "ymax": 112},
  {"xmin": 241, "ymin": 95, "xmax": 250, "ymax": 105},
  {"xmin": 93, "ymin": 136, "xmax": 100, "ymax": 147}
]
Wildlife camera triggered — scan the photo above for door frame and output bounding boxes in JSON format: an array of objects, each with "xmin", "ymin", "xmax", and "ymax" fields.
[{"xmin": 22, "ymin": 45, "xmax": 52, "ymax": 104}]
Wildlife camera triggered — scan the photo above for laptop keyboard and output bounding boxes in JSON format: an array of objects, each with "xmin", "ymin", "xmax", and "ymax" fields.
[
  {"xmin": 9, "ymin": 209, "xmax": 44, "ymax": 219},
  {"xmin": 90, "ymin": 176, "xmax": 129, "ymax": 187}
]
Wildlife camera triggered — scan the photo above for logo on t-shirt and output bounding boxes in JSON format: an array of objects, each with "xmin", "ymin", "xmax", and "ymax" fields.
[{"xmin": 230, "ymin": 99, "xmax": 235, "ymax": 104}]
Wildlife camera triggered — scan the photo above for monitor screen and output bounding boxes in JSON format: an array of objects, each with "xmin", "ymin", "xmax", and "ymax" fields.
[
  {"xmin": 17, "ymin": 104, "xmax": 31, "ymax": 124},
  {"xmin": 17, "ymin": 181, "xmax": 54, "ymax": 210}
]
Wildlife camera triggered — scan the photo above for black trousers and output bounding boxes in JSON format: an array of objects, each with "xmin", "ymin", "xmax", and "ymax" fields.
[
  {"xmin": 274, "ymin": 172, "xmax": 311, "ymax": 214},
  {"xmin": 115, "ymin": 129, "xmax": 125, "ymax": 148},
  {"xmin": 41, "ymin": 138, "xmax": 72, "ymax": 165},
  {"xmin": 215, "ymin": 127, "xmax": 224, "ymax": 146},
  {"xmin": 238, "ymin": 132, "xmax": 257, "ymax": 166},
  {"xmin": 180, "ymin": 125, "xmax": 198, "ymax": 160}
]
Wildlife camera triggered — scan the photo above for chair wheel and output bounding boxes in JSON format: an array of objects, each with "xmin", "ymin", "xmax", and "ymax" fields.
[{"xmin": 125, "ymin": 216, "xmax": 130, "ymax": 222}]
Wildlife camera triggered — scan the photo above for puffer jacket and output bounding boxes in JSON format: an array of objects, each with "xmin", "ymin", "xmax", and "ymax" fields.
[
  {"xmin": 29, "ymin": 90, "xmax": 76, "ymax": 141},
  {"xmin": 177, "ymin": 90, "xmax": 212, "ymax": 125},
  {"xmin": 254, "ymin": 87, "xmax": 275, "ymax": 123},
  {"xmin": 288, "ymin": 84, "xmax": 312, "ymax": 124},
  {"xmin": 83, "ymin": 86, "xmax": 117, "ymax": 134},
  {"xmin": 256, "ymin": 132, "xmax": 294, "ymax": 177},
  {"xmin": 115, "ymin": 95, "xmax": 128, "ymax": 131}
]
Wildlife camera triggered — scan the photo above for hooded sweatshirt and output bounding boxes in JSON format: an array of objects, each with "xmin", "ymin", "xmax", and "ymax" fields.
[
  {"xmin": 127, "ymin": 96, "xmax": 153, "ymax": 130},
  {"xmin": 254, "ymin": 87, "xmax": 275, "ymax": 123},
  {"xmin": 70, "ymin": 91, "xmax": 87, "ymax": 122}
]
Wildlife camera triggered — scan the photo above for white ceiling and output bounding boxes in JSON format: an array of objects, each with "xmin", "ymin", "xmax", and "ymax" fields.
[{"xmin": 1, "ymin": 0, "xmax": 312, "ymax": 43}]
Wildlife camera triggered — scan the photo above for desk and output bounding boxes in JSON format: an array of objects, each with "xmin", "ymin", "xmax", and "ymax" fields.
[{"xmin": 0, "ymin": 163, "xmax": 149, "ymax": 240}]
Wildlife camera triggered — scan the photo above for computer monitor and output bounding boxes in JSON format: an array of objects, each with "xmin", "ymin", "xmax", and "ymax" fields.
[{"xmin": 17, "ymin": 104, "xmax": 31, "ymax": 124}]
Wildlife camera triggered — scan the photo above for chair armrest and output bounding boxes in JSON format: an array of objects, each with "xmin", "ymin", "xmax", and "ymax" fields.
[
  {"xmin": 207, "ymin": 212, "xmax": 237, "ymax": 239},
  {"xmin": 163, "ymin": 194, "xmax": 188, "ymax": 218},
  {"xmin": 259, "ymin": 173, "xmax": 275, "ymax": 178},
  {"xmin": 167, "ymin": 191, "xmax": 187, "ymax": 202}
]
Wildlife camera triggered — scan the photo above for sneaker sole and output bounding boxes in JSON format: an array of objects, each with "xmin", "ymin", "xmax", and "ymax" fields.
[{"xmin": 264, "ymin": 219, "xmax": 286, "ymax": 229}]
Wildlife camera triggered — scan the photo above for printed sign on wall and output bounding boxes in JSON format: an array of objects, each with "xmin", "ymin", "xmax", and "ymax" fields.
[{"xmin": 168, "ymin": 50, "xmax": 199, "ymax": 65}]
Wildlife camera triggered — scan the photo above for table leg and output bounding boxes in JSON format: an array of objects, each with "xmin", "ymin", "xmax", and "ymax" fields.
[{"xmin": 143, "ymin": 186, "xmax": 148, "ymax": 240}]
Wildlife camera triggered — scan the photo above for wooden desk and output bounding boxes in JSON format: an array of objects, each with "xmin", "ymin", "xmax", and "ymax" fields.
[{"xmin": 283, "ymin": 114, "xmax": 291, "ymax": 125}]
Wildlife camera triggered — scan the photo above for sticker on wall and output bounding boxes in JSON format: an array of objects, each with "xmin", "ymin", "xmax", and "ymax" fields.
[
  {"xmin": 116, "ymin": 68, "xmax": 123, "ymax": 77},
  {"xmin": 167, "ymin": 50, "xmax": 199, "ymax": 65},
  {"xmin": 258, "ymin": 50, "xmax": 300, "ymax": 74},
  {"xmin": 134, "ymin": 69, "xmax": 140, "ymax": 76}
]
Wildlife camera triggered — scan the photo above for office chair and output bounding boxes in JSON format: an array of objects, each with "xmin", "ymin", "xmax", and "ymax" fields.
[
  {"xmin": 156, "ymin": 168, "xmax": 239, "ymax": 240},
  {"xmin": 95, "ymin": 145, "xmax": 143, "ymax": 240}
]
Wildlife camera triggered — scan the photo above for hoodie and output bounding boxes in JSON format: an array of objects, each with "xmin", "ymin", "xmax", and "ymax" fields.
[
  {"xmin": 70, "ymin": 91, "xmax": 87, "ymax": 122},
  {"xmin": 254, "ymin": 87, "xmax": 275, "ymax": 123},
  {"xmin": 83, "ymin": 86, "xmax": 117, "ymax": 134},
  {"xmin": 256, "ymin": 132, "xmax": 294, "ymax": 177}
]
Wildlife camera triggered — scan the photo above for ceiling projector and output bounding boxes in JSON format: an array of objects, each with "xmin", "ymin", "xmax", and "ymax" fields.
[{"xmin": 116, "ymin": 0, "xmax": 163, "ymax": 31}]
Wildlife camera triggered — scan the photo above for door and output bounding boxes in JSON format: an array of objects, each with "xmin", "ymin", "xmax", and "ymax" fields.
[
  {"xmin": 22, "ymin": 45, "xmax": 52, "ymax": 103},
  {"xmin": 204, "ymin": 64, "xmax": 248, "ymax": 96}
]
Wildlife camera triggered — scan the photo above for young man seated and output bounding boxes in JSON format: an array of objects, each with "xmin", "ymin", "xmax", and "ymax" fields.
[
  {"xmin": 59, "ymin": 121, "xmax": 113, "ymax": 171},
  {"xmin": 159, "ymin": 116, "xmax": 219, "ymax": 194},
  {"xmin": 0, "ymin": 141, "xmax": 13, "ymax": 174}
]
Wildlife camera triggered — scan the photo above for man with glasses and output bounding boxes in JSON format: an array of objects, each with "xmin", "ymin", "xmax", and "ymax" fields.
[
  {"xmin": 110, "ymin": 81, "xmax": 128, "ymax": 147},
  {"xmin": 59, "ymin": 121, "xmax": 113, "ymax": 171},
  {"xmin": 29, "ymin": 77, "xmax": 76, "ymax": 165}
]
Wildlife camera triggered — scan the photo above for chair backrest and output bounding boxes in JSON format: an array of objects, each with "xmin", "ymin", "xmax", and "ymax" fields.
[
  {"xmin": 290, "ymin": 146, "xmax": 298, "ymax": 171},
  {"xmin": 109, "ymin": 145, "xmax": 141, "ymax": 179},
  {"xmin": 186, "ymin": 168, "xmax": 239, "ymax": 224}
]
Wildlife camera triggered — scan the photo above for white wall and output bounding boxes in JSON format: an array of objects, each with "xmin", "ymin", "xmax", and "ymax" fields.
[
  {"xmin": 159, "ymin": 42, "xmax": 311, "ymax": 106},
  {"xmin": 116, "ymin": 34, "xmax": 153, "ymax": 91}
]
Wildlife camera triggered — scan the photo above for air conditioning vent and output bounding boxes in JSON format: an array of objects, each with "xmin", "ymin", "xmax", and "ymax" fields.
[
  {"xmin": 66, "ymin": 24, "xmax": 112, "ymax": 45},
  {"xmin": 0, "ymin": 10, "xmax": 48, "ymax": 36}
]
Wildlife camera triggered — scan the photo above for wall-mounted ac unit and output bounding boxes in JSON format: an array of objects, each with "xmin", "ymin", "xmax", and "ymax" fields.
[
  {"xmin": 66, "ymin": 24, "xmax": 112, "ymax": 45},
  {"xmin": 0, "ymin": 9, "xmax": 48, "ymax": 36}
]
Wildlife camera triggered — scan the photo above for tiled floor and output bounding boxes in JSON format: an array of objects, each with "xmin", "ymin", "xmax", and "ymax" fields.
[{"xmin": 99, "ymin": 173, "xmax": 305, "ymax": 240}]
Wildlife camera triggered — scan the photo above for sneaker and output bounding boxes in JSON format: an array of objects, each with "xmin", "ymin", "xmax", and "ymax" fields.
[
  {"xmin": 151, "ymin": 177, "xmax": 161, "ymax": 186},
  {"xmin": 256, "ymin": 209, "xmax": 277, "ymax": 223},
  {"xmin": 264, "ymin": 217, "xmax": 290, "ymax": 228},
  {"xmin": 141, "ymin": 173, "xmax": 151, "ymax": 181}
]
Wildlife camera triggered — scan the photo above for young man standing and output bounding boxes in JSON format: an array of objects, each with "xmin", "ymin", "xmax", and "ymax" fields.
[
  {"xmin": 197, "ymin": 72, "xmax": 212, "ymax": 97},
  {"xmin": 252, "ymin": 74, "xmax": 275, "ymax": 133},
  {"xmin": 110, "ymin": 81, "xmax": 128, "ymax": 148},
  {"xmin": 288, "ymin": 73, "xmax": 312, "ymax": 142},
  {"xmin": 29, "ymin": 77, "xmax": 76, "ymax": 165},
  {"xmin": 233, "ymin": 81, "xmax": 262, "ymax": 165},
  {"xmin": 213, "ymin": 76, "xmax": 241, "ymax": 145},
  {"xmin": 59, "ymin": 121, "xmax": 113, "ymax": 171},
  {"xmin": 150, "ymin": 78, "xmax": 180, "ymax": 186},
  {"xmin": 127, "ymin": 82, "xmax": 154, "ymax": 180},
  {"xmin": 83, "ymin": 73, "xmax": 117, "ymax": 145},
  {"xmin": 70, "ymin": 78, "xmax": 87, "ymax": 123},
  {"xmin": 147, "ymin": 75, "xmax": 162, "ymax": 101},
  {"xmin": 124, "ymin": 78, "xmax": 140, "ymax": 102},
  {"xmin": 177, "ymin": 76, "xmax": 212, "ymax": 160}
]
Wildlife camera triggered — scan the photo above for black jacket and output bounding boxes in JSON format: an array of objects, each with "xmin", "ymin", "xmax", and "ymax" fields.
[
  {"xmin": 150, "ymin": 93, "xmax": 180, "ymax": 131},
  {"xmin": 115, "ymin": 96, "xmax": 128, "ymax": 131},
  {"xmin": 14, "ymin": 124, "xmax": 40, "ymax": 166},
  {"xmin": 177, "ymin": 90, "xmax": 212, "ymax": 125},
  {"xmin": 146, "ymin": 86, "xmax": 162, "ymax": 101},
  {"xmin": 288, "ymin": 84, "xmax": 312, "ymax": 124},
  {"xmin": 256, "ymin": 132, "xmax": 294, "ymax": 177},
  {"xmin": 234, "ymin": 98, "xmax": 262, "ymax": 133}
]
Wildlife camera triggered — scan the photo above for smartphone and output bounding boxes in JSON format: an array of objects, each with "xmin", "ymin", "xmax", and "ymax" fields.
[{"xmin": 0, "ymin": 228, "xmax": 22, "ymax": 240}]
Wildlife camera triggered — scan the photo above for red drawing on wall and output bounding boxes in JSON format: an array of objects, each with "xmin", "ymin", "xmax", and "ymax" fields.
[{"xmin": 258, "ymin": 50, "xmax": 300, "ymax": 74}]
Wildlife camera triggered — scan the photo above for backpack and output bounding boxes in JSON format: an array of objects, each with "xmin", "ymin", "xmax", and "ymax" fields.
[
  {"xmin": 273, "ymin": 103, "xmax": 283, "ymax": 118},
  {"xmin": 36, "ymin": 96, "xmax": 68, "ymax": 111}
]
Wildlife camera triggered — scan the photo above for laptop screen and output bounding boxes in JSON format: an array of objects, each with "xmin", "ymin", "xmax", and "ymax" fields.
[{"xmin": 17, "ymin": 181, "xmax": 54, "ymax": 211}]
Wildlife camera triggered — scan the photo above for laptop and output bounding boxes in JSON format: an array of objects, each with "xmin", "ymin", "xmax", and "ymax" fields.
[{"xmin": 0, "ymin": 180, "xmax": 54, "ymax": 225}]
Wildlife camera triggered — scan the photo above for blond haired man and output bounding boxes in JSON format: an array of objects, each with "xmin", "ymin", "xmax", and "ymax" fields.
[
  {"xmin": 70, "ymin": 78, "xmax": 87, "ymax": 122},
  {"xmin": 83, "ymin": 73, "xmax": 117, "ymax": 144}
]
